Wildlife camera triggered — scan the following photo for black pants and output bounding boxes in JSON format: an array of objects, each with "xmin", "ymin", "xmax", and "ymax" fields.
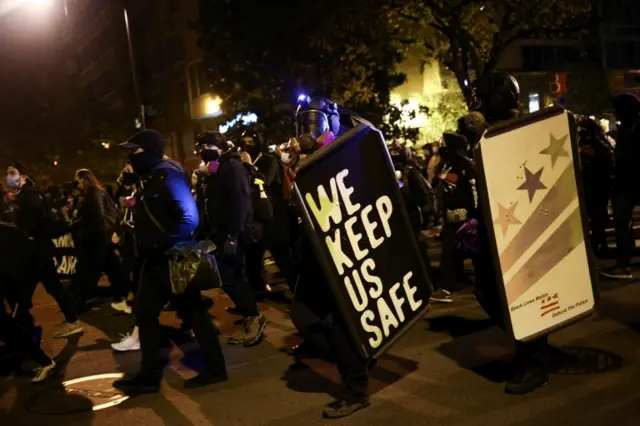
[
  {"xmin": 0, "ymin": 299, "xmax": 51, "ymax": 367},
  {"xmin": 613, "ymin": 188, "xmax": 640, "ymax": 268},
  {"xmin": 585, "ymin": 187, "xmax": 609, "ymax": 253},
  {"xmin": 297, "ymin": 314, "xmax": 369, "ymax": 402},
  {"xmin": 263, "ymin": 215, "xmax": 298, "ymax": 288},
  {"xmin": 245, "ymin": 240, "xmax": 267, "ymax": 293},
  {"xmin": 218, "ymin": 244, "xmax": 259, "ymax": 318},
  {"xmin": 135, "ymin": 255, "xmax": 226, "ymax": 382},
  {"xmin": 74, "ymin": 241, "xmax": 129, "ymax": 302},
  {"xmin": 439, "ymin": 222, "xmax": 467, "ymax": 291},
  {"xmin": 105, "ymin": 244, "xmax": 131, "ymax": 300},
  {"xmin": 12, "ymin": 242, "xmax": 78, "ymax": 327}
]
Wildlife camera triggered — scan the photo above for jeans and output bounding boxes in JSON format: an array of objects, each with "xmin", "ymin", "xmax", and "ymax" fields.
[{"xmin": 135, "ymin": 255, "xmax": 226, "ymax": 382}]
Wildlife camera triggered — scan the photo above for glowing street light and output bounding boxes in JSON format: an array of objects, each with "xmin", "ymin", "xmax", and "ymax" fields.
[{"xmin": 204, "ymin": 97, "xmax": 222, "ymax": 117}]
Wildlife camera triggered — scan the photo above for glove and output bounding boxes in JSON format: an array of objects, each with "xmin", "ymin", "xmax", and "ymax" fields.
[{"xmin": 224, "ymin": 235, "xmax": 238, "ymax": 256}]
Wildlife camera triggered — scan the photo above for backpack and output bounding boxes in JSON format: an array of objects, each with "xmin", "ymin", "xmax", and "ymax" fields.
[
  {"xmin": 243, "ymin": 164, "xmax": 274, "ymax": 222},
  {"xmin": 41, "ymin": 189, "xmax": 70, "ymax": 238},
  {"xmin": 101, "ymin": 191, "xmax": 120, "ymax": 231}
]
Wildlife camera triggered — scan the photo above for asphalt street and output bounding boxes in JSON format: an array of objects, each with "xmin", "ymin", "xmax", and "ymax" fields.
[{"xmin": 2, "ymin": 236, "xmax": 640, "ymax": 426}]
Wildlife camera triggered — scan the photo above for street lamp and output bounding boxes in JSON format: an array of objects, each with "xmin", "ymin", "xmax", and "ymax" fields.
[{"xmin": 123, "ymin": 8, "xmax": 145, "ymax": 129}]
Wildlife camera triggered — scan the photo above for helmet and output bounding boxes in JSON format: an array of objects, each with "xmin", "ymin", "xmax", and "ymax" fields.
[
  {"xmin": 196, "ymin": 131, "xmax": 226, "ymax": 150},
  {"xmin": 472, "ymin": 73, "xmax": 520, "ymax": 122}
]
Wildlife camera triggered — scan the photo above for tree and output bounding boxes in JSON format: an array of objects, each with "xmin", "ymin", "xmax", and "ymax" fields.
[
  {"xmin": 196, "ymin": 0, "xmax": 411, "ymax": 136},
  {"xmin": 390, "ymin": 0, "xmax": 594, "ymax": 105}
]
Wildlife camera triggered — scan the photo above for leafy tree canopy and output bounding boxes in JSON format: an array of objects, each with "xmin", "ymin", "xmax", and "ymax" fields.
[
  {"xmin": 196, "ymin": 0, "xmax": 411, "ymax": 136},
  {"xmin": 390, "ymin": 0, "xmax": 594, "ymax": 104}
]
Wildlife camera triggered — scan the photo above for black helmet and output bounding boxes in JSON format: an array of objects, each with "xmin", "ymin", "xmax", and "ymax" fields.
[
  {"xmin": 472, "ymin": 73, "xmax": 520, "ymax": 122},
  {"xmin": 195, "ymin": 131, "xmax": 226, "ymax": 150}
]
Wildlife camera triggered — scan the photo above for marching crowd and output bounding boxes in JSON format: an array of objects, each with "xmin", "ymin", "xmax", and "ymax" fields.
[{"xmin": 1, "ymin": 72, "xmax": 640, "ymax": 419}]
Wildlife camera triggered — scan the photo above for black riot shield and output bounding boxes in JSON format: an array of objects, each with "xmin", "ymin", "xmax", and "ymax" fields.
[
  {"xmin": 292, "ymin": 123, "xmax": 433, "ymax": 359},
  {"xmin": 474, "ymin": 106, "xmax": 599, "ymax": 342}
]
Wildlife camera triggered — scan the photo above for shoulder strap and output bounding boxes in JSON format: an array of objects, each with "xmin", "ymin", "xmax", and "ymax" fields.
[{"xmin": 141, "ymin": 195, "xmax": 166, "ymax": 234}]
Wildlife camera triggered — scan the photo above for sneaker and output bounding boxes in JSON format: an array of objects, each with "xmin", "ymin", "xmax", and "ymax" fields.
[
  {"xmin": 113, "ymin": 374, "xmax": 160, "ymax": 395},
  {"xmin": 111, "ymin": 298, "xmax": 133, "ymax": 314},
  {"xmin": 111, "ymin": 333, "xmax": 141, "ymax": 352},
  {"xmin": 228, "ymin": 314, "xmax": 267, "ymax": 346},
  {"xmin": 600, "ymin": 266, "xmax": 632, "ymax": 280},
  {"xmin": 183, "ymin": 371, "xmax": 228, "ymax": 389},
  {"xmin": 430, "ymin": 289, "xmax": 453, "ymax": 303},
  {"xmin": 32, "ymin": 360, "xmax": 57, "ymax": 383},
  {"xmin": 322, "ymin": 399, "xmax": 371, "ymax": 419},
  {"xmin": 53, "ymin": 321, "xmax": 84, "ymax": 339}
]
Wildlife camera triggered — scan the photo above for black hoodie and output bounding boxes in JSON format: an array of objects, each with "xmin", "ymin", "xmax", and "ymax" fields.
[{"xmin": 203, "ymin": 150, "xmax": 253, "ymax": 240}]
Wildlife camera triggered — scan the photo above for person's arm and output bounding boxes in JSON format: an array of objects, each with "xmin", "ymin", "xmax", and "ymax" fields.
[
  {"xmin": 226, "ymin": 160, "xmax": 252, "ymax": 237},
  {"xmin": 161, "ymin": 170, "xmax": 199, "ymax": 237}
]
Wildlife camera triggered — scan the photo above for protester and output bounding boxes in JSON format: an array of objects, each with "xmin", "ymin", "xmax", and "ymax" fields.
[
  {"xmin": 289, "ymin": 96, "xmax": 371, "ymax": 419},
  {"xmin": 601, "ymin": 93, "xmax": 640, "ymax": 279},
  {"xmin": 5, "ymin": 162, "xmax": 83, "ymax": 339},
  {"xmin": 195, "ymin": 131, "xmax": 267, "ymax": 346},
  {"xmin": 113, "ymin": 129, "xmax": 227, "ymax": 393}
]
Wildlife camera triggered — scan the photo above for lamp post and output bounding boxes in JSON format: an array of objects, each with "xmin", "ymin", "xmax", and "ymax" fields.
[{"xmin": 123, "ymin": 8, "xmax": 145, "ymax": 130}]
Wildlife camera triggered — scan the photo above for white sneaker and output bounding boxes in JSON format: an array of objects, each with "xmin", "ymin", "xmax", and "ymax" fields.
[
  {"xmin": 32, "ymin": 360, "xmax": 57, "ymax": 383},
  {"xmin": 111, "ymin": 333, "xmax": 141, "ymax": 352},
  {"xmin": 111, "ymin": 298, "xmax": 133, "ymax": 314}
]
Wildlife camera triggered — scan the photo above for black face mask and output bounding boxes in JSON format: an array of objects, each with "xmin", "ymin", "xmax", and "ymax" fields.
[
  {"xmin": 129, "ymin": 151, "xmax": 162, "ymax": 175},
  {"xmin": 121, "ymin": 172, "xmax": 138, "ymax": 186},
  {"xmin": 200, "ymin": 149, "xmax": 220, "ymax": 163}
]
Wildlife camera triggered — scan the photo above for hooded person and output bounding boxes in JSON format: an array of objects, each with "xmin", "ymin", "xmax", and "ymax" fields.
[
  {"xmin": 290, "ymin": 96, "xmax": 372, "ymax": 420},
  {"xmin": 468, "ymin": 73, "xmax": 556, "ymax": 396},
  {"xmin": 113, "ymin": 129, "xmax": 227, "ymax": 394},
  {"xmin": 601, "ymin": 94, "xmax": 640, "ymax": 279},
  {"xmin": 194, "ymin": 130, "xmax": 267, "ymax": 347}
]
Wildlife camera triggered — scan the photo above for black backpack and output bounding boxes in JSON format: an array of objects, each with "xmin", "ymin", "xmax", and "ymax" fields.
[{"xmin": 243, "ymin": 163, "xmax": 274, "ymax": 222}]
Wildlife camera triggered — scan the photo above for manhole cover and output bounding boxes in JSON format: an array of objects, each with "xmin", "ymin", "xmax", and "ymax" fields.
[
  {"xmin": 25, "ymin": 373, "xmax": 130, "ymax": 414},
  {"xmin": 552, "ymin": 347, "xmax": 623, "ymax": 375}
]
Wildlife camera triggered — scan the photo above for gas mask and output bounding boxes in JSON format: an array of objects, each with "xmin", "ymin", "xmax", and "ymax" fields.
[{"xmin": 200, "ymin": 148, "xmax": 220, "ymax": 163}]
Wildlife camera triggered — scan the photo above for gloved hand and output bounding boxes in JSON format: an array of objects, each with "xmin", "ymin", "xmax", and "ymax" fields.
[{"xmin": 224, "ymin": 235, "xmax": 238, "ymax": 256}]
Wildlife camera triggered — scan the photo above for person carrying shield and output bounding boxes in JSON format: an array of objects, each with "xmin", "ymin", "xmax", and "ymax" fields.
[
  {"xmin": 470, "ymin": 73, "xmax": 552, "ymax": 395},
  {"xmin": 288, "ymin": 96, "xmax": 371, "ymax": 419}
]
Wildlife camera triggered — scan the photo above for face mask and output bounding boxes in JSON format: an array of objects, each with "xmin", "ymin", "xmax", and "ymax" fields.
[
  {"xmin": 129, "ymin": 151, "xmax": 161, "ymax": 175},
  {"xmin": 395, "ymin": 170, "xmax": 402, "ymax": 180},
  {"xmin": 6, "ymin": 175, "xmax": 20, "ymax": 189},
  {"xmin": 121, "ymin": 172, "xmax": 138, "ymax": 186},
  {"xmin": 200, "ymin": 149, "xmax": 220, "ymax": 163},
  {"xmin": 280, "ymin": 152, "xmax": 291, "ymax": 164}
]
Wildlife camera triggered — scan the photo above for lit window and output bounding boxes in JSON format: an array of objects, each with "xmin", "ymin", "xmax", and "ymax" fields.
[{"xmin": 528, "ymin": 93, "xmax": 540, "ymax": 113}]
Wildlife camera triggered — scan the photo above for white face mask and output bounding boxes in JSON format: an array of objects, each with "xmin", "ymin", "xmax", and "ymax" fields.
[
  {"xmin": 280, "ymin": 152, "xmax": 291, "ymax": 164},
  {"xmin": 395, "ymin": 170, "xmax": 402, "ymax": 180}
]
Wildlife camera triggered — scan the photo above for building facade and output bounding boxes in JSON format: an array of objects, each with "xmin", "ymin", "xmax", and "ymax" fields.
[{"xmin": 58, "ymin": 0, "xmax": 216, "ymax": 168}]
